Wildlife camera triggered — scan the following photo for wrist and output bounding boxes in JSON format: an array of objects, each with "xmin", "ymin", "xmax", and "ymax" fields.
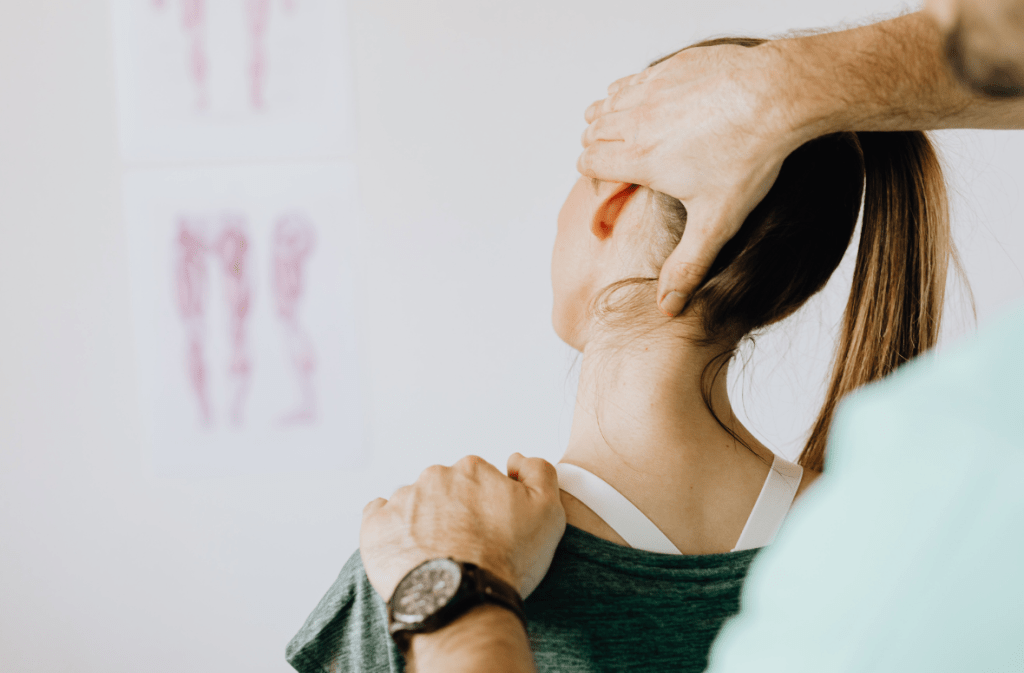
[
  {"xmin": 761, "ymin": 34, "xmax": 846, "ymax": 149},
  {"xmin": 731, "ymin": 39, "xmax": 827, "ymax": 170},
  {"xmin": 408, "ymin": 603, "xmax": 533, "ymax": 671}
]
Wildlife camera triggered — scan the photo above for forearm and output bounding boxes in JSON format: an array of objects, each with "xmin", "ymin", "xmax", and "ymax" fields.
[
  {"xmin": 780, "ymin": 12, "xmax": 1024, "ymax": 144},
  {"xmin": 406, "ymin": 604, "xmax": 537, "ymax": 673}
]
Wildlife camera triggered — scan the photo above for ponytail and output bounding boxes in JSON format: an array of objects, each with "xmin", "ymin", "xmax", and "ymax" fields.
[{"xmin": 800, "ymin": 131, "xmax": 955, "ymax": 472}]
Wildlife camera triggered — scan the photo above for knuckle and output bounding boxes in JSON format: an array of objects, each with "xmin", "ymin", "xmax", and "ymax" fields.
[
  {"xmin": 531, "ymin": 457, "xmax": 558, "ymax": 482},
  {"xmin": 576, "ymin": 150, "xmax": 591, "ymax": 175},
  {"xmin": 646, "ymin": 76, "xmax": 667, "ymax": 95},
  {"xmin": 455, "ymin": 454, "xmax": 487, "ymax": 472},
  {"xmin": 390, "ymin": 484, "xmax": 414, "ymax": 502},
  {"xmin": 420, "ymin": 464, "xmax": 446, "ymax": 480}
]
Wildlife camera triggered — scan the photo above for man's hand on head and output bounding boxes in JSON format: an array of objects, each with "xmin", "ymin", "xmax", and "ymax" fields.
[
  {"xmin": 577, "ymin": 41, "xmax": 812, "ymax": 317},
  {"xmin": 360, "ymin": 453, "xmax": 567, "ymax": 602}
]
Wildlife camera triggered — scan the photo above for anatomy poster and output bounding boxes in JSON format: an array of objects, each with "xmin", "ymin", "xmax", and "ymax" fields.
[
  {"xmin": 111, "ymin": 0, "xmax": 355, "ymax": 163},
  {"xmin": 124, "ymin": 162, "xmax": 368, "ymax": 474}
]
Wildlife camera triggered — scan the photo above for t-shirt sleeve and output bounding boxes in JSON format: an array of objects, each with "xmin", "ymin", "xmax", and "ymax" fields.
[{"xmin": 286, "ymin": 549, "xmax": 404, "ymax": 673}]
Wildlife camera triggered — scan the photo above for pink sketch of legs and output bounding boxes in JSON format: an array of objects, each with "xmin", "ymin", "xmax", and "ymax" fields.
[
  {"xmin": 246, "ymin": 0, "xmax": 271, "ymax": 110},
  {"xmin": 176, "ymin": 218, "xmax": 211, "ymax": 426},
  {"xmin": 180, "ymin": 0, "xmax": 209, "ymax": 109},
  {"xmin": 273, "ymin": 213, "xmax": 317, "ymax": 424},
  {"xmin": 213, "ymin": 216, "xmax": 253, "ymax": 427}
]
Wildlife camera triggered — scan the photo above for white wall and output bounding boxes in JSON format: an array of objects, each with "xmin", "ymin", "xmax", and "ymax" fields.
[{"xmin": 2, "ymin": 1, "xmax": 1022, "ymax": 671}]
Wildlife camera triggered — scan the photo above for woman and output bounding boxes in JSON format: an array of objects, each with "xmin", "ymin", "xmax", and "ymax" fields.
[{"xmin": 286, "ymin": 37, "xmax": 959, "ymax": 673}]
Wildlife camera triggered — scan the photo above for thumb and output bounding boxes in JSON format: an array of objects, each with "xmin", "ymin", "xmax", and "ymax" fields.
[
  {"xmin": 507, "ymin": 453, "xmax": 560, "ymax": 497},
  {"xmin": 657, "ymin": 209, "xmax": 742, "ymax": 317},
  {"xmin": 361, "ymin": 497, "xmax": 388, "ymax": 523}
]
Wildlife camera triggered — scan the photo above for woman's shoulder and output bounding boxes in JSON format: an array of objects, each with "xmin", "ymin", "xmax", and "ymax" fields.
[{"xmin": 559, "ymin": 489, "xmax": 631, "ymax": 547}]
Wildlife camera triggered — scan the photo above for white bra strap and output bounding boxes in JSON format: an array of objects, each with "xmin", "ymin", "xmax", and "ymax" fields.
[
  {"xmin": 730, "ymin": 453, "xmax": 803, "ymax": 552},
  {"xmin": 555, "ymin": 462, "xmax": 681, "ymax": 555}
]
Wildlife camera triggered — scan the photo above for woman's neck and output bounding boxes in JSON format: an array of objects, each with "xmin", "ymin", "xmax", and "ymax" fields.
[{"xmin": 559, "ymin": 326, "xmax": 778, "ymax": 552}]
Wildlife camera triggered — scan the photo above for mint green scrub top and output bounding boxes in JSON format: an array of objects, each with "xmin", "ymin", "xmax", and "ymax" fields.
[{"xmin": 707, "ymin": 303, "xmax": 1024, "ymax": 673}]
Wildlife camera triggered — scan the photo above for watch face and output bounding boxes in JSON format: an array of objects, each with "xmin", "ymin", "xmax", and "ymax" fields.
[{"xmin": 391, "ymin": 558, "xmax": 462, "ymax": 624}]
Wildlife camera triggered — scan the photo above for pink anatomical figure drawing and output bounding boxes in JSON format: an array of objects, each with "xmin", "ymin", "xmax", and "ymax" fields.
[
  {"xmin": 246, "ymin": 0, "xmax": 300, "ymax": 109},
  {"xmin": 152, "ymin": 0, "xmax": 209, "ymax": 109},
  {"xmin": 175, "ymin": 217, "xmax": 212, "ymax": 425},
  {"xmin": 153, "ymin": 0, "xmax": 299, "ymax": 112},
  {"xmin": 272, "ymin": 213, "xmax": 317, "ymax": 424},
  {"xmin": 212, "ymin": 216, "xmax": 254, "ymax": 426},
  {"xmin": 246, "ymin": 0, "xmax": 270, "ymax": 109},
  {"xmin": 174, "ymin": 214, "xmax": 254, "ymax": 427}
]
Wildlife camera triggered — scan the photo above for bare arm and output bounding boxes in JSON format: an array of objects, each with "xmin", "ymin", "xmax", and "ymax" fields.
[
  {"xmin": 789, "ymin": 12, "xmax": 1024, "ymax": 138},
  {"xmin": 579, "ymin": 11, "xmax": 1024, "ymax": 316},
  {"xmin": 407, "ymin": 604, "xmax": 536, "ymax": 673}
]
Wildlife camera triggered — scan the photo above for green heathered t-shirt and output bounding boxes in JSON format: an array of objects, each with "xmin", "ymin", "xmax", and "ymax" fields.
[{"xmin": 286, "ymin": 523, "xmax": 763, "ymax": 673}]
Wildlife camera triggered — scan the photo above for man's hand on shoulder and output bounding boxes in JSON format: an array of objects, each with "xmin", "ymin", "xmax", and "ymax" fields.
[{"xmin": 360, "ymin": 453, "xmax": 567, "ymax": 602}]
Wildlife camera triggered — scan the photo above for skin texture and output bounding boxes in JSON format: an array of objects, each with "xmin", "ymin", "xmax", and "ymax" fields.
[
  {"xmin": 578, "ymin": 11, "xmax": 1024, "ymax": 317},
  {"xmin": 579, "ymin": 42, "xmax": 800, "ymax": 317},
  {"xmin": 362, "ymin": 7, "xmax": 1024, "ymax": 672},
  {"xmin": 360, "ymin": 453, "xmax": 565, "ymax": 603},
  {"xmin": 551, "ymin": 176, "xmax": 822, "ymax": 556}
]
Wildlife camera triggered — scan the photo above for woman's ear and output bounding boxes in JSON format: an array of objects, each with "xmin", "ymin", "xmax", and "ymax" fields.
[{"xmin": 591, "ymin": 182, "xmax": 641, "ymax": 241}]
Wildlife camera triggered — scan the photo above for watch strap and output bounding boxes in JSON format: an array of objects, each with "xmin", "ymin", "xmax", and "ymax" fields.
[{"xmin": 465, "ymin": 562, "xmax": 527, "ymax": 628}]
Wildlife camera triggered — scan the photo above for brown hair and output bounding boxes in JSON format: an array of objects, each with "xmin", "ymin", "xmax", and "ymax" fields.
[{"xmin": 598, "ymin": 37, "xmax": 961, "ymax": 473}]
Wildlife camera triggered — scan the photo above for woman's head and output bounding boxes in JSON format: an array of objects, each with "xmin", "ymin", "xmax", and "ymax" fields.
[
  {"xmin": 552, "ymin": 37, "xmax": 959, "ymax": 471},
  {"xmin": 551, "ymin": 133, "xmax": 865, "ymax": 350},
  {"xmin": 551, "ymin": 177, "xmax": 649, "ymax": 350}
]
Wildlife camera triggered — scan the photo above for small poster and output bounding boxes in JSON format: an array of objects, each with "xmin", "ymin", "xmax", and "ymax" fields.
[
  {"xmin": 123, "ymin": 162, "xmax": 368, "ymax": 474},
  {"xmin": 111, "ymin": 0, "xmax": 356, "ymax": 163}
]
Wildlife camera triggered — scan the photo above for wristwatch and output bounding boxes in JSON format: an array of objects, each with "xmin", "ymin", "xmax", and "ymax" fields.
[{"xmin": 387, "ymin": 557, "xmax": 528, "ymax": 653}]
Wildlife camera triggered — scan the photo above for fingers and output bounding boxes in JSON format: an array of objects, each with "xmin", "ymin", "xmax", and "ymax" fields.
[
  {"xmin": 451, "ymin": 455, "xmax": 508, "ymax": 483},
  {"xmin": 580, "ymin": 111, "xmax": 627, "ymax": 147},
  {"xmin": 577, "ymin": 139, "xmax": 640, "ymax": 185},
  {"xmin": 584, "ymin": 82, "xmax": 648, "ymax": 125},
  {"xmin": 507, "ymin": 453, "xmax": 559, "ymax": 497},
  {"xmin": 606, "ymin": 74, "xmax": 633, "ymax": 97},
  {"xmin": 607, "ymin": 66, "xmax": 653, "ymax": 96},
  {"xmin": 362, "ymin": 497, "xmax": 387, "ymax": 519},
  {"xmin": 585, "ymin": 90, "xmax": 626, "ymax": 124},
  {"xmin": 656, "ymin": 213, "xmax": 738, "ymax": 316},
  {"xmin": 453, "ymin": 454, "xmax": 494, "ymax": 472}
]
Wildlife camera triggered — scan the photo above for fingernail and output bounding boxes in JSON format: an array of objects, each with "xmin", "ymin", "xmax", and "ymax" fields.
[
  {"xmin": 659, "ymin": 291, "xmax": 687, "ymax": 317},
  {"xmin": 608, "ymin": 82, "xmax": 620, "ymax": 95}
]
